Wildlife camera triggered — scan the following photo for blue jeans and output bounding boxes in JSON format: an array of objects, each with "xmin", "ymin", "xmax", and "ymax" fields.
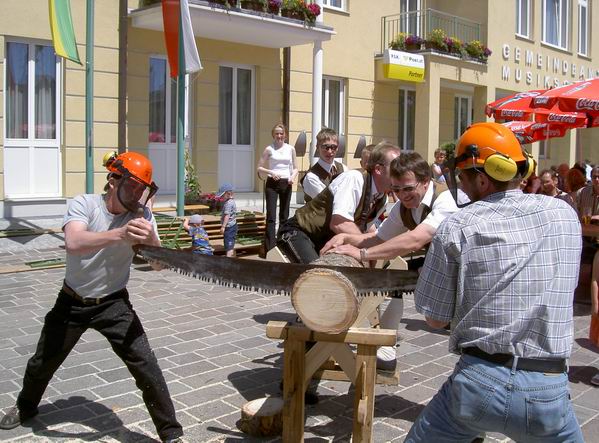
[
  {"xmin": 405, "ymin": 354, "xmax": 583, "ymax": 443},
  {"xmin": 223, "ymin": 224, "xmax": 238, "ymax": 251}
]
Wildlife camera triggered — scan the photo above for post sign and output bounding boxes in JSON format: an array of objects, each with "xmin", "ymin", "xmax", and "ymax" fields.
[{"xmin": 383, "ymin": 49, "xmax": 425, "ymax": 82}]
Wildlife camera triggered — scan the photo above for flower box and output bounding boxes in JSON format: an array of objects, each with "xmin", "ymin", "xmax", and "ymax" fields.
[
  {"xmin": 240, "ymin": 0, "xmax": 265, "ymax": 12},
  {"xmin": 281, "ymin": 7, "xmax": 304, "ymax": 20}
]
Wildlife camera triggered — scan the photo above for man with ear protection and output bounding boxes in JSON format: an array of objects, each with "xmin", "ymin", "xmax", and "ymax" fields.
[
  {"xmin": 406, "ymin": 122, "xmax": 584, "ymax": 442},
  {"xmin": 0, "ymin": 152, "xmax": 184, "ymax": 443}
]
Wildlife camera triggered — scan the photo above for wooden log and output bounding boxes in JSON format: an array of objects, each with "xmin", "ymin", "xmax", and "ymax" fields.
[
  {"xmin": 239, "ymin": 396, "xmax": 284, "ymax": 437},
  {"xmin": 291, "ymin": 253, "xmax": 363, "ymax": 334}
]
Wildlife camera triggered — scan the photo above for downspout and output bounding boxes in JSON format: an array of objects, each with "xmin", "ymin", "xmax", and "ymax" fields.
[{"xmin": 118, "ymin": 0, "xmax": 128, "ymax": 154}]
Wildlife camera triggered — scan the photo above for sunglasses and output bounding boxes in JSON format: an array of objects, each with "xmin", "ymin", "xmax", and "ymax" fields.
[
  {"xmin": 320, "ymin": 143, "xmax": 338, "ymax": 151},
  {"xmin": 390, "ymin": 182, "xmax": 421, "ymax": 194}
]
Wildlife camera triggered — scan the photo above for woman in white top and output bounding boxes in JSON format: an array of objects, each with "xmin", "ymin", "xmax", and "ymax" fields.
[{"xmin": 257, "ymin": 123, "xmax": 298, "ymax": 252}]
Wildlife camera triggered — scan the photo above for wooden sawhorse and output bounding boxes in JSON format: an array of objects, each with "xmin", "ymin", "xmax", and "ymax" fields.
[{"xmin": 266, "ymin": 321, "xmax": 396, "ymax": 442}]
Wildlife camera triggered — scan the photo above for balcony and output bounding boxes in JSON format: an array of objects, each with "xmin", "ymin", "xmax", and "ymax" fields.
[
  {"xmin": 130, "ymin": 0, "xmax": 335, "ymax": 48},
  {"xmin": 380, "ymin": 9, "xmax": 484, "ymax": 54}
]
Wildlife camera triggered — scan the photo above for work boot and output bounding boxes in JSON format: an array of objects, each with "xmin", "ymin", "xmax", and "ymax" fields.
[{"xmin": 0, "ymin": 405, "xmax": 38, "ymax": 430}]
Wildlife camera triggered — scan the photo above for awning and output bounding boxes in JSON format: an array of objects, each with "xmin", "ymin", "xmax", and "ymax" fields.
[{"xmin": 130, "ymin": 1, "xmax": 335, "ymax": 48}]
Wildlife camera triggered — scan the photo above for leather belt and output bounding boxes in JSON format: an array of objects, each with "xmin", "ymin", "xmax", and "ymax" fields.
[
  {"xmin": 462, "ymin": 347, "xmax": 567, "ymax": 374},
  {"xmin": 61, "ymin": 282, "xmax": 126, "ymax": 306}
]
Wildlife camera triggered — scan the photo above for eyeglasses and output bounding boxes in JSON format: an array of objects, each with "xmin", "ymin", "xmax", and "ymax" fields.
[
  {"xmin": 390, "ymin": 182, "xmax": 421, "ymax": 194},
  {"xmin": 320, "ymin": 143, "xmax": 338, "ymax": 151}
]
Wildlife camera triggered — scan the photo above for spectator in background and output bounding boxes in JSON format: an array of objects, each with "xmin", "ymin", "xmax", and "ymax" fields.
[
  {"xmin": 539, "ymin": 169, "xmax": 563, "ymax": 197},
  {"xmin": 431, "ymin": 148, "xmax": 447, "ymax": 183},
  {"xmin": 559, "ymin": 168, "xmax": 587, "ymax": 210},
  {"xmin": 557, "ymin": 162, "xmax": 571, "ymax": 192},
  {"xmin": 359, "ymin": 144, "xmax": 376, "ymax": 171},
  {"xmin": 183, "ymin": 214, "xmax": 213, "ymax": 255},
  {"xmin": 522, "ymin": 172, "xmax": 541, "ymax": 194},
  {"xmin": 257, "ymin": 123, "xmax": 298, "ymax": 253}
]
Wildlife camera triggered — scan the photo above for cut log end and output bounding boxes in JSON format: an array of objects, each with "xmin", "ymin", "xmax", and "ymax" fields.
[
  {"xmin": 238, "ymin": 396, "xmax": 284, "ymax": 437},
  {"xmin": 291, "ymin": 253, "xmax": 363, "ymax": 333}
]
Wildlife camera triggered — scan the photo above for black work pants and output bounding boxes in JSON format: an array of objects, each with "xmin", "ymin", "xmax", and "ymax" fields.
[
  {"xmin": 265, "ymin": 177, "xmax": 292, "ymax": 251},
  {"xmin": 276, "ymin": 216, "xmax": 321, "ymax": 264},
  {"xmin": 17, "ymin": 289, "xmax": 183, "ymax": 441}
]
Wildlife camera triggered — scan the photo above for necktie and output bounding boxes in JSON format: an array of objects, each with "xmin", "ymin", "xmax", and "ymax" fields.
[{"xmin": 329, "ymin": 165, "xmax": 337, "ymax": 178}]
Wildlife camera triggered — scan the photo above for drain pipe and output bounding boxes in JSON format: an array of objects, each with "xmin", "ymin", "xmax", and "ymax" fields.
[{"xmin": 117, "ymin": 0, "xmax": 127, "ymax": 154}]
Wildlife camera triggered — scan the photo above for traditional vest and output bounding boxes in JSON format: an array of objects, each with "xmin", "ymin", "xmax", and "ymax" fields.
[
  {"xmin": 295, "ymin": 171, "xmax": 386, "ymax": 248},
  {"xmin": 300, "ymin": 161, "xmax": 344, "ymax": 202},
  {"xmin": 399, "ymin": 181, "xmax": 448, "ymax": 231}
]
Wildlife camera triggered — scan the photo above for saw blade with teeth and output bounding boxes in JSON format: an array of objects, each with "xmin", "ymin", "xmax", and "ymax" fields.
[{"xmin": 137, "ymin": 245, "xmax": 419, "ymax": 298}]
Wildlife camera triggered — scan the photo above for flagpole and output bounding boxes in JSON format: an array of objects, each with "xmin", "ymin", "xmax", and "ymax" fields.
[
  {"xmin": 85, "ymin": 0, "xmax": 94, "ymax": 193},
  {"xmin": 176, "ymin": 14, "xmax": 185, "ymax": 217}
]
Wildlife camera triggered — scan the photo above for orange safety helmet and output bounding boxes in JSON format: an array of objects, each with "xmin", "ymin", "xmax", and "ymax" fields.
[
  {"xmin": 103, "ymin": 151, "xmax": 154, "ymax": 186},
  {"xmin": 455, "ymin": 122, "xmax": 535, "ymax": 182}
]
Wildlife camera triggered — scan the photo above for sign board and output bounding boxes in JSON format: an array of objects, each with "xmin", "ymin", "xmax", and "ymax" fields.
[{"xmin": 383, "ymin": 49, "xmax": 425, "ymax": 82}]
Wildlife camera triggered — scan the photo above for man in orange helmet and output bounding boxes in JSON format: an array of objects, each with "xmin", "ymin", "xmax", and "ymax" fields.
[
  {"xmin": 406, "ymin": 122, "xmax": 584, "ymax": 442},
  {"xmin": 0, "ymin": 152, "xmax": 183, "ymax": 442}
]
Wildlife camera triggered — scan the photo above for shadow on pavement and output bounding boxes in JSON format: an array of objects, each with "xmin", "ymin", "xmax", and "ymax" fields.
[
  {"xmin": 1, "ymin": 217, "xmax": 64, "ymax": 246},
  {"xmin": 569, "ymin": 365, "xmax": 599, "ymax": 386},
  {"xmin": 22, "ymin": 395, "xmax": 157, "ymax": 442},
  {"xmin": 252, "ymin": 312, "xmax": 298, "ymax": 325},
  {"xmin": 401, "ymin": 318, "xmax": 450, "ymax": 335}
]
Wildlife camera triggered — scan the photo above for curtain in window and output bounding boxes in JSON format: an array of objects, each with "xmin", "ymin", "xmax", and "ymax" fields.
[
  {"xmin": 6, "ymin": 42, "xmax": 28, "ymax": 139},
  {"xmin": 517, "ymin": 0, "xmax": 529, "ymax": 36},
  {"xmin": 560, "ymin": 0, "xmax": 568, "ymax": 46},
  {"xmin": 34, "ymin": 45, "xmax": 56, "ymax": 140},
  {"xmin": 236, "ymin": 68, "xmax": 251, "ymax": 145},
  {"xmin": 579, "ymin": 3, "xmax": 588, "ymax": 54},
  {"xmin": 406, "ymin": 90, "xmax": 415, "ymax": 150},
  {"xmin": 327, "ymin": 80, "xmax": 341, "ymax": 134},
  {"xmin": 545, "ymin": 0, "xmax": 559, "ymax": 45},
  {"xmin": 219, "ymin": 67, "xmax": 233, "ymax": 145},
  {"xmin": 149, "ymin": 58, "xmax": 166, "ymax": 143}
]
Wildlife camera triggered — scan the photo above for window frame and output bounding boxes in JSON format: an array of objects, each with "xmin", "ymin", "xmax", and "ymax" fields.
[
  {"xmin": 516, "ymin": 0, "xmax": 531, "ymax": 38},
  {"xmin": 454, "ymin": 95, "xmax": 473, "ymax": 140},
  {"xmin": 218, "ymin": 63, "xmax": 255, "ymax": 147},
  {"xmin": 578, "ymin": 0, "xmax": 589, "ymax": 56},
  {"xmin": 321, "ymin": 76, "xmax": 345, "ymax": 140},
  {"xmin": 148, "ymin": 55, "xmax": 190, "ymax": 145},
  {"xmin": 542, "ymin": 0, "xmax": 570, "ymax": 50},
  {"xmin": 3, "ymin": 38, "xmax": 62, "ymax": 198},
  {"xmin": 398, "ymin": 87, "xmax": 416, "ymax": 151},
  {"xmin": 322, "ymin": 0, "xmax": 346, "ymax": 12},
  {"xmin": 400, "ymin": 0, "xmax": 421, "ymax": 36},
  {"xmin": 538, "ymin": 140, "xmax": 548, "ymax": 159}
]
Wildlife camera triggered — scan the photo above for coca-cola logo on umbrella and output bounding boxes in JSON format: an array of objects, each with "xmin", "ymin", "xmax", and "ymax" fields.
[{"xmin": 576, "ymin": 98, "xmax": 599, "ymax": 111}]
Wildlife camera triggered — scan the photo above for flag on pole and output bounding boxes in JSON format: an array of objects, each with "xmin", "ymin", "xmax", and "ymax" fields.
[
  {"xmin": 162, "ymin": 0, "xmax": 202, "ymax": 78},
  {"xmin": 48, "ymin": 0, "xmax": 82, "ymax": 65}
]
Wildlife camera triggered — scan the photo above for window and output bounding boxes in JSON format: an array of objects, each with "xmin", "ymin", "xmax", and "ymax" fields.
[
  {"xmin": 578, "ymin": 0, "xmax": 588, "ymax": 55},
  {"xmin": 400, "ymin": 0, "xmax": 420, "ymax": 35},
  {"xmin": 398, "ymin": 88, "xmax": 415, "ymax": 151},
  {"xmin": 219, "ymin": 66, "xmax": 253, "ymax": 145},
  {"xmin": 543, "ymin": 0, "xmax": 569, "ymax": 49},
  {"xmin": 539, "ymin": 140, "xmax": 548, "ymax": 159},
  {"xmin": 322, "ymin": 77, "xmax": 345, "ymax": 137},
  {"xmin": 516, "ymin": 0, "xmax": 531, "ymax": 38},
  {"xmin": 322, "ymin": 0, "xmax": 345, "ymax": 11},
  {"xmin": 454, "ymin": 96, "xmax": 472, "ymax": 139},
  {"xmin": 4, "ymin": 40, "xmax": 61, "ymax": 197},
  {"xmin": 149, "ymin": 57, "xmax": 177, "ymax": 143}
]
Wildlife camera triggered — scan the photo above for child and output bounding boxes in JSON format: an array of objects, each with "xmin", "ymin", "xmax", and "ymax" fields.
[
  {"xmin": 183, "ymin": 214, "xmax": 213, "ymax": 255},
  {"xmin": 217, "ymin": 183, "xmax": 238, "ymax": 257}
]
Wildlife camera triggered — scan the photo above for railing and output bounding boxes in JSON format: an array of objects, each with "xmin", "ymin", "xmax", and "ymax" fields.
[{"xmin": 380, "ymin": 8, "xmax": 483, "ymax": 53}]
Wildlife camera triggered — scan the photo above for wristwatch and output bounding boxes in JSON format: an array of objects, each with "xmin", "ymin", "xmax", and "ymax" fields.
[{"xmin": 360, "ymin": 248, "xmax": 368, "ymax": 263}]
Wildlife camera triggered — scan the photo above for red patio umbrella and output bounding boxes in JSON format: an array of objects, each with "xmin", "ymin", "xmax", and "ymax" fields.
[
  {"xmin": 532, "ymin": 78, "xmax": 599, "ymax": 116},
  {"xmin": 485, "ymin": 90, "xmax": 545, "ymax": 121},
  {"xmin": 502, "ymin": 120, "xmax": 570, "ymax": 144}
]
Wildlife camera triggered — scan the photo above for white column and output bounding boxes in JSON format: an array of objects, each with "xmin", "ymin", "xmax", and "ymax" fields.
[
  {"xmin": 310, "ymin": 40, "xmax": 323, "ymax": 165},
  {"xmin": 310, "ymin": 0, "xmax": 324, "ymax": 165}
]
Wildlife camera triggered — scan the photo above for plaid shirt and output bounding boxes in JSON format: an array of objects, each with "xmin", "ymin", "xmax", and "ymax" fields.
[{"xmin": 415, "ymin": 190, "xmax": 581, "ymax": 359}]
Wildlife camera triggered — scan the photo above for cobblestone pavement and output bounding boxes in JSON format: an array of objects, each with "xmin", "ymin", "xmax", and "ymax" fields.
[{"xmin": 0, "ymin": 221, "xmax": 598, "ymax": 442}]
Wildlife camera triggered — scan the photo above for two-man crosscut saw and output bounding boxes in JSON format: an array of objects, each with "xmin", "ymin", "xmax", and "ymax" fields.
[{"xmin": 137, "ymin": 245, "xmax": 419, "ymax": 298}]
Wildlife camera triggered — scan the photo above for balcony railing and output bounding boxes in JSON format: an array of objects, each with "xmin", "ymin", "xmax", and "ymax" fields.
[{"xmin": 381, "ymin": 9, "xmax": 483, "ymax": 53}]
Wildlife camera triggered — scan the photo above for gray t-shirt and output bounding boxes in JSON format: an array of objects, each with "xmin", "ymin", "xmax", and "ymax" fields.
[{"xmin": 62, "ymin": 194, "xmax": 157, "ymax": 298}]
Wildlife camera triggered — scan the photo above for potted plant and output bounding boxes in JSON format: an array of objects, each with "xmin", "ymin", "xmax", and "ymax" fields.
[
  {"xmin": 210, "ymin": 0, "xmax": 231, "ymax": 7},
  {"xmin": 304, "ymin": 2, "xmax": 321, "ymax": 24},
  {"xmin": 425, "ymin": 28, "xmax": 449, "ymax": 52},
  {"xmin": 267, "ymin": 0, "xmax": 281, "ymax": 14},
  {"xmin": 281, "ymin": 0, "xmax": 306, "ymax": 21},
  {"xmin": 465, "ymin": 40, "xmax": 492, "ymax": 61},
  {"xmin": 240, "ymin": 0, "xmax": 266, "ymax": 12},
  {"xmin": 390, "ymin": 33, "xmax": 424, "ymax": 51},
  {"xmin": 184, "ymin": 151, "xmax": 202, "ymax": 204},
  {"xmin": 446, "ymin": 37, "xmax": 464, "ymax": 57}
]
